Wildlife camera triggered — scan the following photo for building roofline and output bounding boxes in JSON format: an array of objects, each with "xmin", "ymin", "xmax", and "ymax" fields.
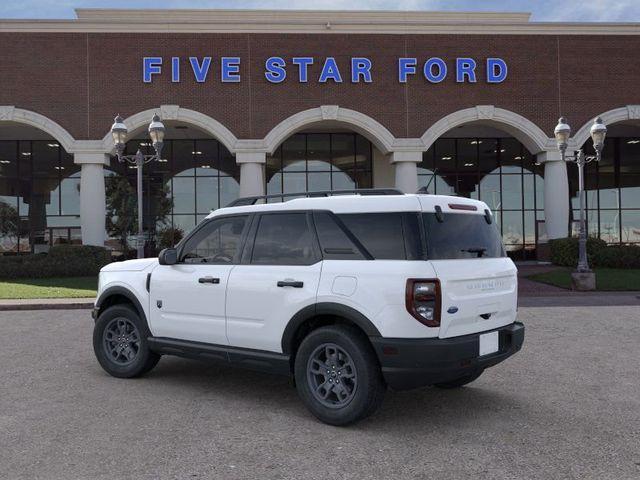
[{"xmin": 0, "ymin": 8, "xmax": 639, "ymax": 35}]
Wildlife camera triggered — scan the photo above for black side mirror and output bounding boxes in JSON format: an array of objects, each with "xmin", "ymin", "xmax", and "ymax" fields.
[{"xmin": 158, "ymin": 248, "xmax": 178, "ymax": 265}]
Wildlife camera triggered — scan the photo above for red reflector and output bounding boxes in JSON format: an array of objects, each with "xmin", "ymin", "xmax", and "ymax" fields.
[
  {"xmin": 448, "ymin": 203, "xmax": 477, "ymax": 211},
  {"xmin": 382, "ymin": 346, "xmax": 399, "ymax": 355}
]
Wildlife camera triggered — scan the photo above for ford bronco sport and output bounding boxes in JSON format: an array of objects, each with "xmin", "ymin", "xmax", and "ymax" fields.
[{"xmin": 92, "ymin": 189, "xmax": 524, "ymax": 426}]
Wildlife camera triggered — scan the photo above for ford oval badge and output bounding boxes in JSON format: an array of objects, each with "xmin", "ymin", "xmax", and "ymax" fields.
[{"xmin": 447, "ymin": 306, "xmax": 459, "ymax": 314}]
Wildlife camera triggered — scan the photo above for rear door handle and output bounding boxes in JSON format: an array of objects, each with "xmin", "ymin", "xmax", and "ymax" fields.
[
  {"xmin": 277, "ymin": 280, "xmax": 304, "ymax": 288},
  {"xmin": 198, "ymin": 276, "xmax": 220, "ymax": 284}
]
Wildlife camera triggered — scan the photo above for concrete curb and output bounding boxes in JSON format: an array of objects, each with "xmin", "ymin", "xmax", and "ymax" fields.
[{"xmin": 0, "ymin": 299, "xmax": 94, "ymax": 311}]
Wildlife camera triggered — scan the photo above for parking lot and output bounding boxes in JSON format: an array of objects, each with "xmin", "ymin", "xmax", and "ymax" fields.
[{"xmin": 1, "ymin": 306, "xmax": 639, "ymax": 480}]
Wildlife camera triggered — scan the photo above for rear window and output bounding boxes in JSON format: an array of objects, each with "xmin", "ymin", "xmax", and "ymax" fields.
[{"xmin": 423, "ymin": 212, "xmax": 505, "ymax": 260}]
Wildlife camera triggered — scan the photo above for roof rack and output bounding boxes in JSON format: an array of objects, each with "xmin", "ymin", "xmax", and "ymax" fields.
[{"xmin": 225, "ymin": 188, "xmax": 404, "ymax": 207}]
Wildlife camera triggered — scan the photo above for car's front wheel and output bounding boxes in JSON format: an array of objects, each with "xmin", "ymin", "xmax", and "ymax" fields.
[
  {"xmin": 93, "ymin": 304, "xmax": 160, "ymax": 378},
  {"xmin": 294, "ymin": 325, "xmax": 386, "ymax": 426}
]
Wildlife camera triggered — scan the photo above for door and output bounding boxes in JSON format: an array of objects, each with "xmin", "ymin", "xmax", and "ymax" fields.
[
  {"xmin": 226, "ymin": 212, "xmax": 322, "ymax": 352},
  {"xmin": 149, "ymin": 215, "xmax": 250, "ymax": 345}
]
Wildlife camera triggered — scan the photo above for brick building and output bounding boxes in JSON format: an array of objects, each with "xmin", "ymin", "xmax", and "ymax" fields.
[{"xmin": 1, "ymin": 9, "xmax": 639, "ymax": 257}]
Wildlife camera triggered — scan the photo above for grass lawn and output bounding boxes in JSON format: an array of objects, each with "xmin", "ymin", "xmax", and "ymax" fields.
[
  {"xmin": 0, "ymin": 276, "xmax": 98, "ymax": 299},
  {"xmin": 527, "ymin": 268, "xmax": 640, "ymax": 291}
]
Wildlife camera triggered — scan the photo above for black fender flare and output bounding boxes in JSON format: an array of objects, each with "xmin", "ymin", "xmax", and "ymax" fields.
[
  {"xmin": 95, "ymin": 286, "xmax": 147, "ymax": 325},
  {"xmin": 281, "ymin": 302, "xmax": 381, "ymax": 354}
]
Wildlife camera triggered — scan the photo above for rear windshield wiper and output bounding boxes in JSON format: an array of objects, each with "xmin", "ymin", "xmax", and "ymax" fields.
[{"xmin": 461, "ymin": 247, "xmax": 487, "ymax": 258}]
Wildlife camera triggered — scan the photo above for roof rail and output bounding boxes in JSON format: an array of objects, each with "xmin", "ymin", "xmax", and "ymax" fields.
[{"xmin": 225, "ymin": 188, "xmax": 404, "ymax": 207}]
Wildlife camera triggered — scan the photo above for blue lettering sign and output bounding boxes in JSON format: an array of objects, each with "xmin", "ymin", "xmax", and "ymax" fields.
[
  {"xmin": 424, "ymin": 57, "xmax": 447, "ymax": 83},
  {"xmin": 398, "ymin": 58, "xmax": 417, "ymax": 83},
  {"xmin": 171, "ymin": 57, "xmax": 180, "ymax": 83},
  {"xmin": 265, "ymin": 56, "xmax": 287, "ymax": 83},
  {"xmin": 143, "ymin": 57, "xmax": 162, "ymax": 83},
  {"xmin": 456, "ymin": 58, "xmax": 477, "ymax": 83},
  {"xmin": 319, "ymin": 57, "xmax": 343, "ymax": 83},
  {"xmin": 221, "ymin": 57, "xmax": 241, "ymax": 82},
  {"xmin": 189, "ymin": 57, "xmax": 211, "ymax": 83},
  {"xmin": 351, "ymin": 58, "xmax": 372, "ymax": 83},
  {"xmin": 292, "ymin": 57, "xmax": 313, "ymax": 82},
  {"xmin": 487, "ymin": 58, "xmax": 508, "ymax": 83}
]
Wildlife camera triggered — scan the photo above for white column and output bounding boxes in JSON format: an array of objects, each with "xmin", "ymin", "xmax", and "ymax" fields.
[
  {"xmin": 390, "ymin": 151, "xmax": 421, "ymax": 193},
  {"xmin": 539, "ymin": 151, "xmax": 569, "ymax": 239},
  {"xmin": 75, "ymin": 152, "xmax": 109, "ymax": 246},
  {"xmin": 237, "ymin": 151, "xmax": 266, "ymax": 197}
]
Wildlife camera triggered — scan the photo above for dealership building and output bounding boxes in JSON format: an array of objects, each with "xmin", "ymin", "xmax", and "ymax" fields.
[{"xmin": 1, "ymin": 8, "xmax": 640, "ymax": 257}]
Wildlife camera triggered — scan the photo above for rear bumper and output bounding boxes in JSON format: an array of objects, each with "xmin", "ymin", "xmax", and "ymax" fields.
[{"xmin": 370, "ymin": 322, "xmax": 524, "ymax": 391}]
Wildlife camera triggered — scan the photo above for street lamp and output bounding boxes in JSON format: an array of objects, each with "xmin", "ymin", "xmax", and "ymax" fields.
[
  {"xmin": 554, "ymin": 116, "xmax": 607, "ymax": 284},
  {"xmin": 110, "ymin": 113, "xmax": 165, "ymax": 259}
]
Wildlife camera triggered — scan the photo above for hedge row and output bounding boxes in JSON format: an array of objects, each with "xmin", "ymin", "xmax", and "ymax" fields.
[
  {"xmin": 0, "ymin": 245, "xmax": 111, "ymax": 279},
  {"xmin": 549, "ymin": 237, "xmax": 640, "ymax": 268}
]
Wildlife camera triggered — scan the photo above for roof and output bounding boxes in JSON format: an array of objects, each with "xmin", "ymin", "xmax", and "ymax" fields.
[
  {"xmin": 208, "ymin": 194, "xmax": 490, "ymax": 217},
  {"xmin": 0, "ymin": 9, "xmax": 639, "ymax": 35}
]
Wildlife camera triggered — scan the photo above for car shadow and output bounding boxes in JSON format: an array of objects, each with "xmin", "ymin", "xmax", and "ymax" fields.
[{"xmin": 142, "ymin": 356, "xmax": 523, "ymax": 429}]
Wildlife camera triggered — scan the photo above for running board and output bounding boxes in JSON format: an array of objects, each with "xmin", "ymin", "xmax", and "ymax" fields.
[{"xmin": 147, "ymin": 337, "xmax": 291, "ymax": 376}]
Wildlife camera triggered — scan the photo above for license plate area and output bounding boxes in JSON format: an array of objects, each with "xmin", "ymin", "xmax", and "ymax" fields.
[{"xmin": 479, "ymin": 331, "xmax": 499, "ymax": 356}]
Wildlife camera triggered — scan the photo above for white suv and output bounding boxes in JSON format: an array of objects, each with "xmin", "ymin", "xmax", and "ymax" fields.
[{"xmin": 92, "ymin": 189, "xmax": 524, "ymax": 426}]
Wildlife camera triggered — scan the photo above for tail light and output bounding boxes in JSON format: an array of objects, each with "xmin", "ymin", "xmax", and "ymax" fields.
[{"xmin": 405, "ymin": 279, "xmax": 441, "ymax": 327}]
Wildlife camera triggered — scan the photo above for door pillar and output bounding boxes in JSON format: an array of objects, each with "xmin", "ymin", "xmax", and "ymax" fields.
[{"xmin": 538, "ymin": 151, "xmax": 569, "ymax": 239}]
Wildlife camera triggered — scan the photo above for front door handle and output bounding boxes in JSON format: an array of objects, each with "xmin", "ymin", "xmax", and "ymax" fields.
[
  {"xmin": 198, "ymin": 276, "xmax": 220, "ymax": 284},
  {"xmin": 277, "ymin": 280, "xmax": 304, "ymax": 288}
]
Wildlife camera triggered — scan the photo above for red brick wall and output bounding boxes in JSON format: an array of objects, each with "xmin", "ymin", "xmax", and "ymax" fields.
[{"xmin": 1, "ymin": 32, "xmax": 639, "ymax": 142}]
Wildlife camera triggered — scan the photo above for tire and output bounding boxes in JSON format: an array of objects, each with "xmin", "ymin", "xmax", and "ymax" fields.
[
  {"xmin": 434, "ymin": 369, "xmax": 484, "ymax": 389},
  {"xmin": 294, "ymin": 325, "xmax": 385, "ymax": 426},
  {"xmin": 93, "ymin": 304, "xmax": 160, "ymax": 378}
]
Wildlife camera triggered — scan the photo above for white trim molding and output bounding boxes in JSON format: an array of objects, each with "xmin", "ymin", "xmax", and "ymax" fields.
[
  {"xmin": 421, "ymin": 105, "xmax": 553, "ymax": 154},
  {"xmin": 100, "ymin": 105, "xmax": 239, "ymax": 154},
  {"xmin": 571, "ymin": 105, "xmax": 640, "ymax": 149},
  {"xmin": 0, "ymin": 106, "xmax": 76, "ymax": 153},
  {"xmin": 263, "ymin": 106, "xmax": 397, "ymax": 155}
]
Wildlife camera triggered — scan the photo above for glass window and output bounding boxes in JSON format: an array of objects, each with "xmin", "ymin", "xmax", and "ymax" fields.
[
  {"xmin": 423, "ymin": 212, "xmax": 504, "ymax": 259},
  {"xmin": 621, "ymin": 210, "xmax": 640, "ymax": 243},
  {"xmin": 338, "ymin": 213, "xmax": 406, "ymax": 260},
  {"xmin": 307, "ymin": 134, "xmax": 331, "ymax": 171},
  {"xmin": 251, "ymin": 213, "xmax": 317, "ymax": 265},
  {"xmin": 181, "ymin": 216, "xmax": 247, "ymax": 264},
  {"xmin": 313, "ymin": 211, "xmax": 365, "ymax": 260}
]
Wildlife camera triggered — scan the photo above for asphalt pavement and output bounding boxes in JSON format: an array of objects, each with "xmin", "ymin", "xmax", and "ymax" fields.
[{"xmin": 1, "ymin": 306, "xmax": 639, "ymax": 479}]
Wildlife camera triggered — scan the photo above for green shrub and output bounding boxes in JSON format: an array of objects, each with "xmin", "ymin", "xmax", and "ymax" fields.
[
  {"xmin": 0, "ymin": 245, "xmax": 111, "ymax": 279},
  {"xmin": 549, "ymin": 237, "xmax": 607, "ymax": 267},
  {"xmin": 593, "ymin": 245, "xmax": 640, "ymax": 268}
]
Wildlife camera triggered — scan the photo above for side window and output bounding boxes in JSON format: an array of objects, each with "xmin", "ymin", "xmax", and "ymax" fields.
[
  {"xmin": 338, "ymin": 213, "xmax": 407, "ymax": 260},
  {"xmin": 251, "ymin": 213, "xmax": 318, "ymax": 265},
  {"xmin": 180, "ymin": 216, "xmax": 248, "ymax": 264},
  {"xmin": 313, "ymin": 211, "xmax": 366, "ymax": 260}
]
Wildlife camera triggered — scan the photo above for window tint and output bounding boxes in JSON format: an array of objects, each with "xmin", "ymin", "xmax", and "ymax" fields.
[
  {"xmin": 251, "ymin": 213, "xmax": 318, "ymax": 265},
  {"xmin": 313, "ymin": 211, "xmax": 365, "ymax": 260},
  {"xmin": 338, "ymin": 213, "xmax": 407, "ymax": 260},
  {"xmin": 181, "ymin": 216, "xmax": 247, "ymax": 264},
  {"xmin": 423, "ymin": 212, "xmax": 505, "ymax": 259}
]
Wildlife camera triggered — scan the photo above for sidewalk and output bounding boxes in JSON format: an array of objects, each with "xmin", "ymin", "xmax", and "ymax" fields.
[{"xmin": 0, "ymin": 298, "xmax": 95, "ymax": 311}]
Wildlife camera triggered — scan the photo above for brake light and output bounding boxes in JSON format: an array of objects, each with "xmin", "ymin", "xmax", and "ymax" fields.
[{"xmin": 405, "ymin": 279, "xmax": 441, "ymax": 327}]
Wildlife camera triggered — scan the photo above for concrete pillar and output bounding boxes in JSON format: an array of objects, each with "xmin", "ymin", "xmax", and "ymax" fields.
[
  {"xmin": 75, "ymin": 152, "xmax": 109, "ymax": 246},
  {"xmin": 237, "ymin": 151, "xmax": 266, "ymax": 197},
  {"xmin": 538, "ymin": 151, "xmax": 569, "ymax": 239},
  {"xmin": 390, "ymin": 151, "xmax": 421, "ymax": 193}
]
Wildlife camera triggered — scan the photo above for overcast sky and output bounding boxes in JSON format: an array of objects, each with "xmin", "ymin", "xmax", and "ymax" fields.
[{"xmin": 1, "ymin": 0, "xmax": 639, "ymax": 22}]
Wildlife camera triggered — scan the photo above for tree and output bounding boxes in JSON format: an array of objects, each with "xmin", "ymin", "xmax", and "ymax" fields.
[
  {"xmin": 0, "ymin": 201, "xmax": 21, "ymax": 251},
  {"xmin": 105, "ymin": 175, "xmax": 172, "ymax": 253}
]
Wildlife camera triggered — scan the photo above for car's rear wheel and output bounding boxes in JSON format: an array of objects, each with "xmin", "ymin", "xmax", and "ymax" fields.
[
  {"xmin": 93, "ymin": 304, "xmax": 160, "ymax": 378},
  {"xmin": 434, "ymin": 369, "xmax": 484, "ymax": 389},
  {"xmin": 294, "ymin": 325, "xmax": 385, "ymax": 426}
]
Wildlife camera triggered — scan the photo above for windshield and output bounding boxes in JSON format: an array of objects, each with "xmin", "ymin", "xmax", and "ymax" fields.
[{"xmin": 422, "ymin": 212, "xmax": 505, "ymax": 260}]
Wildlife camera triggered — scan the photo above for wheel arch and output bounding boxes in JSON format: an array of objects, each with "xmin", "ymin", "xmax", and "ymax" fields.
[
  {"xmin": 281, "ymin": 303, "xmax": 382, "ymax": 356},
  {"xmin": 95, "ymin": 286, "xmax": 148, "ymax": 326}
]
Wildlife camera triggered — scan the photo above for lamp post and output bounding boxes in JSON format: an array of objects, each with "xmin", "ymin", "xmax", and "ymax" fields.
[
  {"xmin": 553, "ymin": 116, "xmax": 607, "ymax": 286},
  {"xmin": 110, "ymin": 114, "xmax": 166, "ymax": 259}
]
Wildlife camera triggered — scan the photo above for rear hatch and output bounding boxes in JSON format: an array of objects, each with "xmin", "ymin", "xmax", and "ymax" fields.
[{"xmin": 421, "ymin": 208, "xmax": 518, "ymax": 339}]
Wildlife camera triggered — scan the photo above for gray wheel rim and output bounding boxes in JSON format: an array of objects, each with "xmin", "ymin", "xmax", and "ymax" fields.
[
  {"xmin": 103, "ymin": 317, "xmax": 141, "ymax": 366},
  {"xmin": 306, "ymin": 343, "xmax": 357, "ymax": 409}
]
